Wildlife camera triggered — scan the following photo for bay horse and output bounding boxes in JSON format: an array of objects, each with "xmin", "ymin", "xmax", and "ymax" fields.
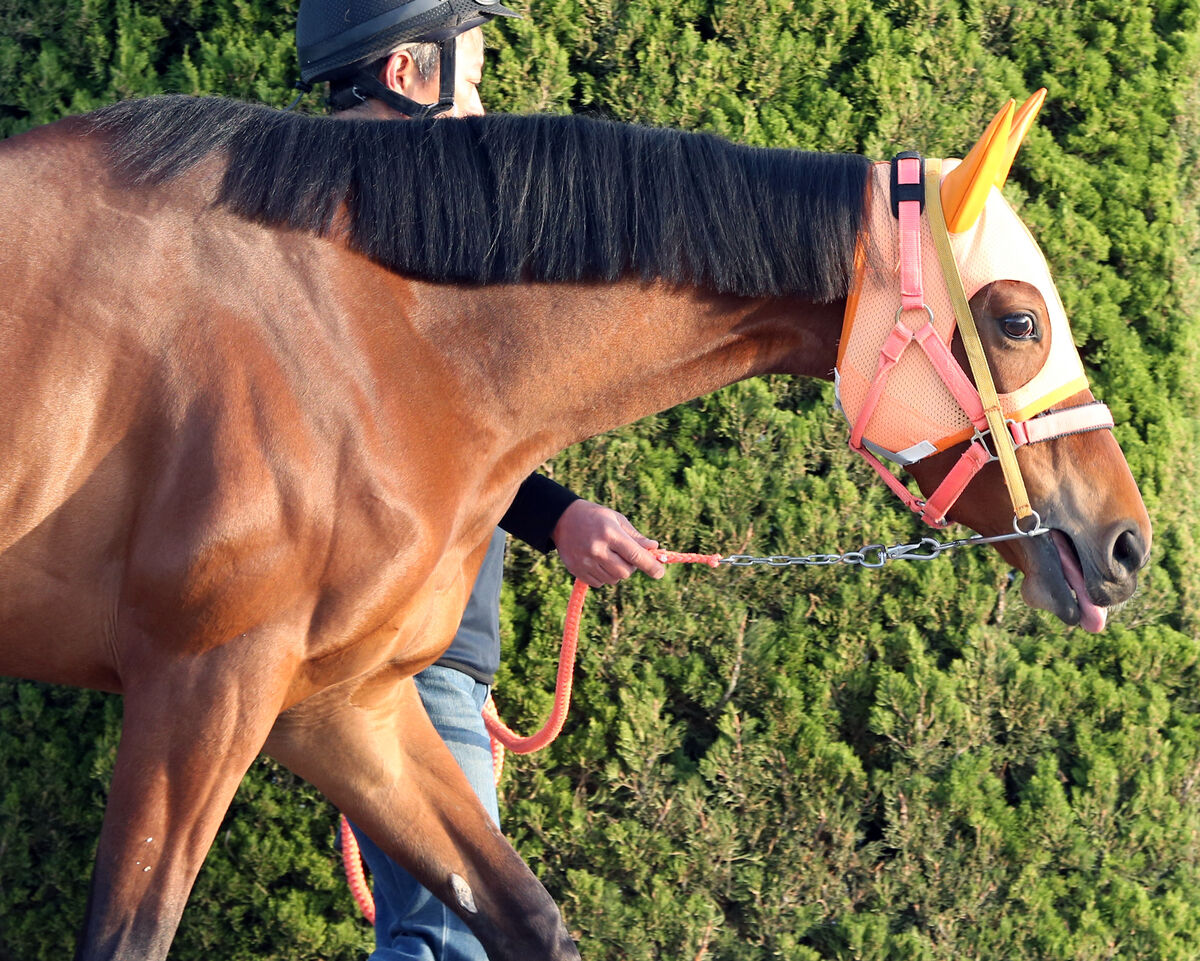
[{"xmin": 0, "ymin": 92, "xmax": 1149, "ymax": 960}]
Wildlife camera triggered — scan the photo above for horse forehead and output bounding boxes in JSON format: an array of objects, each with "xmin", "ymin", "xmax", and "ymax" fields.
[{"xmin": 948, "ymin": 184, "xmax": 1058, "ymax": 305}]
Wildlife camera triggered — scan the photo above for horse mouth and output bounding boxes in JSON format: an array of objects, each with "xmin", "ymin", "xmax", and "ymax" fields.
[{"xmin": 1047, "ymin": 529, "xmax": 1108, "ymax": 633}]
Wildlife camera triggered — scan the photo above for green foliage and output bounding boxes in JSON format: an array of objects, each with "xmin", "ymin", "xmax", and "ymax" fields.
[
  {"xmin": 0, "ymin": 684, "xmax": 114, "ymax": 958},
  {"xmin": 0, "ymin": 681, "xmax": 370, "ymax": 960},
  {"xmin": 2, "ymin": 0, "xmax": 1199, "ymax": 958},
  {"xmin": 0, "ymin": 0, "xmax": 301, "ymax": 137}
]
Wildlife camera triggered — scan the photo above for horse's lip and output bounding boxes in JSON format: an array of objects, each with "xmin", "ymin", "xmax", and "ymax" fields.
[{"xmin": 1046, "ymin": 529, "xmax": 1108, "ymax": 633}]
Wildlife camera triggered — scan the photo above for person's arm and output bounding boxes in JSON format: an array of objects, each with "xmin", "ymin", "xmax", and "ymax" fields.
[
  {"xmin": 499, "ymin": 474, "xmax": 579, "ymax": 553},
  {"xmin": 499, "ymin": 474, "xmax": 665, "ymax": 587}
]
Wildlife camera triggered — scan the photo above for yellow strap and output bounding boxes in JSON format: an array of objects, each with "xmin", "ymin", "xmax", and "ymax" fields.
[{"xmin": 923, "ymin": 159, "xmax": 1033, "ymax": 520}]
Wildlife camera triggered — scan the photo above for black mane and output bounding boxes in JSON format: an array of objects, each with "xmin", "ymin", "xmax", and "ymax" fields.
[{"xmin": 89, "ymin": 96, "xmax": 870, "ymax": 301}]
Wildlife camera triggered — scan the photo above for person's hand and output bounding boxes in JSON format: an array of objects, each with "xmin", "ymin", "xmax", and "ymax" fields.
[{"xmin": 551, "ymin": 500, "xmax": 666, "ymax": 587}]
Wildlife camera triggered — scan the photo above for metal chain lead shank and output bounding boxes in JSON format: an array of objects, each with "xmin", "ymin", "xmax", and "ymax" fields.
[{"xmin": 720, "ymin": 512, "xmax": 1049, "ymax": 570}]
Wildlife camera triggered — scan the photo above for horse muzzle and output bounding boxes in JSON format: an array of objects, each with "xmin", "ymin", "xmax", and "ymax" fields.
[{"xmin": 1017, "ymin": 516, "xmax": 1151, "ymax": 633}]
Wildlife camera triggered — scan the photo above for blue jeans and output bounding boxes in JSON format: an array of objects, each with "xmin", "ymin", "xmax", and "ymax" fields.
[{"xmin": 350, "ymin": 531, "xmax": 505, "ymax": 960}]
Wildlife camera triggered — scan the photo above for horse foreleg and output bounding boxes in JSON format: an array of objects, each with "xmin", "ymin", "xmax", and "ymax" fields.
[
  {"xmin": 75, "ymin": 660, "xmax": 283, "ymax": 961},
  {"xmin": 266, "ymin": 672, "xmax": 581, "ymax": 961}
]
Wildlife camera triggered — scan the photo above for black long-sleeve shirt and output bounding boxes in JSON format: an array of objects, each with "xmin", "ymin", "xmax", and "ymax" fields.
[{"xmin": 498, "ymin": 473, "xmax": 579, "ymax": 552}]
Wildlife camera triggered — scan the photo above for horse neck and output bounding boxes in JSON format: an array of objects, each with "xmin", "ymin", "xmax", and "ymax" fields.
[{"xmin": 397, "ymin": 278, "xmax": 844, "ymax": 473}]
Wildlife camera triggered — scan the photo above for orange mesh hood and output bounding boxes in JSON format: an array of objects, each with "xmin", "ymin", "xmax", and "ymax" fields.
[{"xmin": 835, "ymin": 159, "xmax": 1089, "ymax": 465}]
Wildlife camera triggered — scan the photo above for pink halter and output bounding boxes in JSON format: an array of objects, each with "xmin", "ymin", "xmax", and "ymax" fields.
[{"xmin": 834, "ymin": 153, "xmax": 1114, "ymax": 528}]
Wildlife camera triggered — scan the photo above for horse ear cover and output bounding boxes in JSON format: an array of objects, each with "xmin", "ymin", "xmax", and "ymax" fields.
[
  {"xmin": 836, "ymin": 89, "xmax": 1091, "ymax": 464},
  {"xmin": 940, "ymin": 89, "xmax": 1045, "ymax": 233}
]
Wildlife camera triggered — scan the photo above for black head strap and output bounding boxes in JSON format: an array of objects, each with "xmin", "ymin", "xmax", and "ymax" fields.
[{"xmin": 889, "ymin": 150, "xmax": 926, "ymax": 218}]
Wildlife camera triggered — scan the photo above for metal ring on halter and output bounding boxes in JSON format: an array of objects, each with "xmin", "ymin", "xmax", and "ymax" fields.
[
  {"xmin": 970, "ymin": 425, "xmax": 999, "ymax": 463},
  {"xmin": 970, "ymin": 416, "xmax": 1023, "ymax": 464},
  {"xmin": 1013, "ymin": 510, "xmax": 1047, "ymax": 537},
  {"xmin": 894, "ymin": 304, "xmax": 935, "ymax": 326}
]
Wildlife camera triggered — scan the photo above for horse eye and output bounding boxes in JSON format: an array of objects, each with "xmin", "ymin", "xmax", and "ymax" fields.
[{"xmin": 1000, "ymin": 312, "xmax": 1037, "ymax": 340}]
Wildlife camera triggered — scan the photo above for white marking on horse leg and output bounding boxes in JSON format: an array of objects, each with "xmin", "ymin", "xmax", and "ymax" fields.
[{"xmin": 450, "ymin": 873, "xmax": 477, "ymax": 914}]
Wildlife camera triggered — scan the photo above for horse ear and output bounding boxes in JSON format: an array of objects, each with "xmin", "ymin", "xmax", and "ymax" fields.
[{"xmin": 940, "ymin": 99, "xmax": 1015, "ymax": 233}]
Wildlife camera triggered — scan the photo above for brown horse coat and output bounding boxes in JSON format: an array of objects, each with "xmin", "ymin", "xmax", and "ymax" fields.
[{"xmin": 0, "ymin": 97, "xmax": 1149, "ymax": 960}]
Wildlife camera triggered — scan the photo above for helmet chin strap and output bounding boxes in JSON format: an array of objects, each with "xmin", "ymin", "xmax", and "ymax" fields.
[{"xmin": 344, "ymin": 36, "xmax": 457, "ymax": 118}]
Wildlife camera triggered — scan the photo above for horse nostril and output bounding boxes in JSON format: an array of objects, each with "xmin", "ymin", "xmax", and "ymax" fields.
[{"xmin": 1111, "ymin": 526, "xmax": 1147, "ymax": 577}]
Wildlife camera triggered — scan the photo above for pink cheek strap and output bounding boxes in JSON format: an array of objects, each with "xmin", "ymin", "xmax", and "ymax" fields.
[{"xmin": 915, "ymin": 402, "xmax": 1115, "ymax": 527}]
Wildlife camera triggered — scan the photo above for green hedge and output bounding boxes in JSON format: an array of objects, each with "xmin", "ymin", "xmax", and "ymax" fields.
[{"xmin": 2, "ymin": 1, "xmax": 1199, "ymax": 958}]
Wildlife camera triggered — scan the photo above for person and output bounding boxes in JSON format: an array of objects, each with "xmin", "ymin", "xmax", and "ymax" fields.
[{"xmin": 294, "ymin": 3, "xmax": 666, "ymax": 957}]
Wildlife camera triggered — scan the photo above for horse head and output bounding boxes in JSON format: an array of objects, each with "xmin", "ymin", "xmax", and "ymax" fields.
[{"xmin": 837, "ymin": 91, "xmax": 1152, "ymax": 631}]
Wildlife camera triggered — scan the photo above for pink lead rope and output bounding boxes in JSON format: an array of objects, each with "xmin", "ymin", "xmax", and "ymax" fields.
[
  {"xmin": 483, "ymin": 550, "xmax": 723, "ymax": 782},
  {"xmin": 340, "ymin": 549, "xmax": 722, "ymax": 921}
]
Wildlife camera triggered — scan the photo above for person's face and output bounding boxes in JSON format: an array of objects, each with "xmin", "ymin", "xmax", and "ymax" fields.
[{"xmin": 386, "ymin": 27, "xmax": 485, "ymax": 118}]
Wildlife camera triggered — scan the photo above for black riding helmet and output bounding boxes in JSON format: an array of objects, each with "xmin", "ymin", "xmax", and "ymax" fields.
[{"xmin": 296, "ymin": 0, "xmax": 519, "ymax": 116}]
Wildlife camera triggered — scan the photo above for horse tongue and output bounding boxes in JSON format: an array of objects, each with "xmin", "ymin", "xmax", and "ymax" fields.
[{"xmin": 1052, "ymin": 532, "xmax": 1108, "ymax": 633}]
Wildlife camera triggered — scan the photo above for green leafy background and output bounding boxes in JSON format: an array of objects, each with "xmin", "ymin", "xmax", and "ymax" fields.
[{"xmin": 2, "ymin": 1, "xmax": 1198, "ymax": 957}]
